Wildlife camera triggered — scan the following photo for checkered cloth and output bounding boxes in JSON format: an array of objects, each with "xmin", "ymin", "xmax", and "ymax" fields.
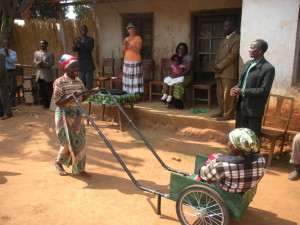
[{"xmin": 200, "ymin": 153, "xmax": 266, "ymax": 193}]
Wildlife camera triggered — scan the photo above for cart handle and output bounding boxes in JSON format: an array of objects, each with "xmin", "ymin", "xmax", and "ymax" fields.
[
  {"xmin": 103, "ymin": 88, "xmax": 191, "ymax": 177},
  {"xmin": 71, "ymin": 92, "xmax": 169, "ymax": 198}
]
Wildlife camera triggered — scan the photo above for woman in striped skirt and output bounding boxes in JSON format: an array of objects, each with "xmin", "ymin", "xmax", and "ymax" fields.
[{"xmin": 122, "ymin": 22, "xmax": 143, "ymax": 94}]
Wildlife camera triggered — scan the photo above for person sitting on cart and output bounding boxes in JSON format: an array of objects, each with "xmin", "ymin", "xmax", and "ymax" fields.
[
  {"xmin": 54, "ymin": 54, "xmax": 99, "ymax": 177},
  {"xmin": 196, "ymin": 128, "xmax": 266, "ymax": 193}
]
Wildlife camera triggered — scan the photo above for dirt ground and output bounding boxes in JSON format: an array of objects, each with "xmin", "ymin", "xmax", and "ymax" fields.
[{"xmin": 0, "ymin": 104, "xmax": 300, "ymax": 225}]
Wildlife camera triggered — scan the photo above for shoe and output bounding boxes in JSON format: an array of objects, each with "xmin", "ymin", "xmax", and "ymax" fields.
[
  {"xmin": 211, "ymin": 113, "xmax": 223, "ymax": 118},
  {"xmin": 216, "ymin": 116, "xmax": 233, "ymax": 121},
  {"xmin": 166, "ymin": 95, "xmax": 172, "ymax": 102},
  {"xmin": 288, "ymin": 168, "xmax": 300, "ymax": 181},
  {"xmin": 1, "ymin": 114, "xmax": 12, "ymax": 120},
  {"xmin": 161, "ymin": 94, "xmax": 168, "ymax": 101},
  {"xmin": 55, "ymin": 163, "xmax": 67, "ymax": 176}
]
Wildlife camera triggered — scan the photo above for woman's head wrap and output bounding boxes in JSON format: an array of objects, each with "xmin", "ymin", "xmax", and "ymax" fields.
[
  {"xmin": 229, "ymin": 128, "xmax": 260, "ymax": 156},
  {"xmin": 59, "ymin": 54, "xmax": 77, "ymax": 69}
]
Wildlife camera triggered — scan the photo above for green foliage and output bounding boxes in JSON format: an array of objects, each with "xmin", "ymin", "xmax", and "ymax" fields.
[
  {"xmin": 73, "ymin": 0, "xmax": 93, "ymax": 19},
  {"xmin": 31, "ymin": 3, "xmax": 68, "ymax": 20}
]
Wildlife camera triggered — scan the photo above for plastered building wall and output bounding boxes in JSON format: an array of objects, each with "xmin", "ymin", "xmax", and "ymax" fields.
[{"xmin": 240, "ymin": 0, "xmax": 300, "ymax": 98}]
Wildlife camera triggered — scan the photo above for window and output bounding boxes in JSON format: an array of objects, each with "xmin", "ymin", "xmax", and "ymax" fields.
[{"xmin": 122, "ymin": 13, "xmax": 153, "ymax": 59}]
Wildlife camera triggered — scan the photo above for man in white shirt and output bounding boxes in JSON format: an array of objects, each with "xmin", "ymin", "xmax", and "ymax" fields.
[{"xmin": 34, "ymin": 40, "xmax": 55, "ymax": 109}]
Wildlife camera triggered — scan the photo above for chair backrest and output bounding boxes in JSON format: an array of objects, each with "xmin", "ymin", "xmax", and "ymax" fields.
[
  {"xmin": 262, "ymin": 94, "xmax": 294, "ymax": 133},
  {"xmin": 142, "ymin": 59, "xmax": 155, "ymax": 81},
  {"xmin": 159, "ymin": 58, "xmax": 172, "ymax": 80},
  {"xmin": 118, "ymin": 58, "xmax": 124, "ymax": 72},
  {"xmin": 102, "ymin": 58, "xmax": 115, "ymax": 77}
]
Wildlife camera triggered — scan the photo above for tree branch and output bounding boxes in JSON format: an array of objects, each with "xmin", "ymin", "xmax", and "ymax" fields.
[{"xmin": 17, "ymin": 0, "xmax": 34, "ymax": 16}]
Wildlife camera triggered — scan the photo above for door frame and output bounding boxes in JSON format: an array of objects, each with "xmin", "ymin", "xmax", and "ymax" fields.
[{"xmin": 191, "ymin": 8, "xmax": 242, "ymax": 83}]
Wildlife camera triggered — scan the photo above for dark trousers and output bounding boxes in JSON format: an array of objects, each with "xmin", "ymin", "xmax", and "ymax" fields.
[
  {"xmin": 235, "ymin": 100, "xmax": 262, "ymax": 138},
  {"xmin": 0, "ymin": 86, "xmax": 12, "ymax": 116},
  {"xmin": 38, "ymin": 79, "xmax": 53, "ymax": 108},
  {"xmin": 79, "ymin": 71, "xmax": 93, "ymax": 90},
  {"xmin": 7, "ymin": 69, "xmax": 17, "ymax": 106}
]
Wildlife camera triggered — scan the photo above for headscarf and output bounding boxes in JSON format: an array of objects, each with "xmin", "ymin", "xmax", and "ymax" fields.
[
  {"xmin": 229, "ymin": 128, "xmax": 260, "ymax": 156},
  {"xmin": 59, "ymin": 54, "xmax": 77, "ymax": 69}
]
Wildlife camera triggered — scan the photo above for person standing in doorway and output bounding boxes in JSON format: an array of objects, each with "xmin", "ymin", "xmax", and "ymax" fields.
[
  {"xmin": 212, "ymin": 20, "xmax": 240, "ymax": 121},
  {"xmin": 230, "ymin": 39, "xmax": 275, "ymax": 138},
  {"xmin": 122, "ymin": 22, "xmax": 144, "ymax": 94},
  {"xmin": 34, "ymin": 40, "xmax": 55, "ymax": 109},
  {"xmin": 72, "ymin": 24, "xmax": 95, "ymax": 90},
  {"xmin": 0, "ymin": 40, "xmax": 17, "ymax": 107}
]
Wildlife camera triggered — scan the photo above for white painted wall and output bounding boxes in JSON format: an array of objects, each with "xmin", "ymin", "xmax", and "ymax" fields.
[{"xmin": 240, "ymin": 0, "xmax": 300, "ymax": 97}]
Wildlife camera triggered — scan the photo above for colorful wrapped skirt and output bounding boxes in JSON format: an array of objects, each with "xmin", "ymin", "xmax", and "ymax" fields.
[{"xmin": 55, "ymin": 106, "xmax": 86, "ymax": 174}]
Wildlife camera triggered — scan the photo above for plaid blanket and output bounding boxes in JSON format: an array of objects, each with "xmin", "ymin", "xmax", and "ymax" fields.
[{"xmin": 200, "ymin": 153, "xmax": 265, "ymax": 193}]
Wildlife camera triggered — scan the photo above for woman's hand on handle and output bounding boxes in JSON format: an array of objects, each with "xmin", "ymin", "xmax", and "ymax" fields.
[{"xmin": 92, "ymin": 87, "xmax": 100, "ymax": 94}]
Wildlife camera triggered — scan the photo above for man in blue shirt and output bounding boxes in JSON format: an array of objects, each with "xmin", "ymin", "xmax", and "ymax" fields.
[{"xmin": 0, "ymin": 40, "xmax": 17, "ymax": 107}]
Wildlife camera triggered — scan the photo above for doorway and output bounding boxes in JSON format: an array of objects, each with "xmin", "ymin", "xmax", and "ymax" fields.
[{"xmin": 192, "ymin": 9, "xmax": 241, "ymax": 83}]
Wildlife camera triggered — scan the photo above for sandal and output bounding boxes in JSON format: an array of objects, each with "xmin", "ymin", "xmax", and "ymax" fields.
[{"xmin": 55, "ymin": 163, "xmax": 67, "ymax": 176}]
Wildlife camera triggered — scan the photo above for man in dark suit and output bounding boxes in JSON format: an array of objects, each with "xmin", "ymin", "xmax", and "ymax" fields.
[
  {"xmin": 230, "ymin": 39, "xmax": 275, "ymax": 138},
  {"xmin": 34, "ymin": 40, "xmax": 55, "ymax": 109},
  {"xmin": 72, "ymin": 25, "xmax": 95, "ymax": 90}
]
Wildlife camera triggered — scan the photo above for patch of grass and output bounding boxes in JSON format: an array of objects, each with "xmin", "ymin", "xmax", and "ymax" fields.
[{"xmin": 133, "ymin": 140, "xmax": 146, "ymax": 146}]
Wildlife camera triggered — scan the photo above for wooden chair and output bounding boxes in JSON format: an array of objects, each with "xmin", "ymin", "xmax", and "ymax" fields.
[
  {"xmin": 191, "ymin": 83, "xmax": 216, "ymax": 108},
  {"xmin": 110, "ymin": 58, "xmax": 123, "ymax": 90},
  {"xmin": 149, "ymin": 58, "xmax": 172, "ymax": 102},
  {"xmin": 260, "ymin": 94, "xmax": 294, "ymax": 167},
  {"xmin": 141, "ymin": 59, "xmax": 155, "ymax": 101},
  {"xmin": 191, "ymin": 62, "xmax": 216, "ymax": 108},
  {"xmin": 94, "ymin": 58, "xmax": 115, "ymax": 88}
]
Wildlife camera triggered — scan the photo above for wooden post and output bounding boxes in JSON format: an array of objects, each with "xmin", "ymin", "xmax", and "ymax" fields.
[{"xmin": 58, "ymin": 6, "xmax": 67, "ymax": 54}]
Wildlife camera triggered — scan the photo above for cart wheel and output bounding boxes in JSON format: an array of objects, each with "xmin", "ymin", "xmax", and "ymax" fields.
[{"xmin": 176, "ymin": 185, "xmax": 229, "ymax": 225}]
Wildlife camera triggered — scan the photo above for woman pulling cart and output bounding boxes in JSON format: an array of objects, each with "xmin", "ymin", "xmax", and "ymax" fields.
[{"xmin": 53, "ymin": 54, "xmax": 99, "ymax": 177}]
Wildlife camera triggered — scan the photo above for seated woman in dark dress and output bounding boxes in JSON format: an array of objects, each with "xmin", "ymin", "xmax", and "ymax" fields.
[{"xmin": 162, "ymin": 43, "xmax": 193, "ymax": 109}]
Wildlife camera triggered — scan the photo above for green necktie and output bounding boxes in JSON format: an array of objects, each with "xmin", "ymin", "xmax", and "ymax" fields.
[{"xmin": 242, "ymin": 61, "xmax": 257, "ymax": 90}]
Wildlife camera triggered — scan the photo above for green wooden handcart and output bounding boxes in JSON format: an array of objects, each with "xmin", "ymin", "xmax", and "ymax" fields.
[{"xmin": 73, "ymin": 89, "xmax": 259, "ymax": 225}]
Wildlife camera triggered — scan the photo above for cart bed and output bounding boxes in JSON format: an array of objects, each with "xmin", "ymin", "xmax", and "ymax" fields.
[{"xmin": 168, "ymin": 154, "xmax": 257, "ymax": 221}]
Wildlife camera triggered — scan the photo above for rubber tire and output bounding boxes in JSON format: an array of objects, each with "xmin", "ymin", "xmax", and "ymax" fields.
[{"xmin": 176, "ymin": 185, "xmax": 230, "ymax": 225}]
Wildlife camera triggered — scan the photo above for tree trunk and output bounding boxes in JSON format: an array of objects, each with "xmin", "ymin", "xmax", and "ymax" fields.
[
  {"xmin": 0, "ymin": 0, "xmax": 34, "ymax": 44},
  {"xmin": 0, "ymin": 14, "xmax": 15, "ymax": 43}
]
